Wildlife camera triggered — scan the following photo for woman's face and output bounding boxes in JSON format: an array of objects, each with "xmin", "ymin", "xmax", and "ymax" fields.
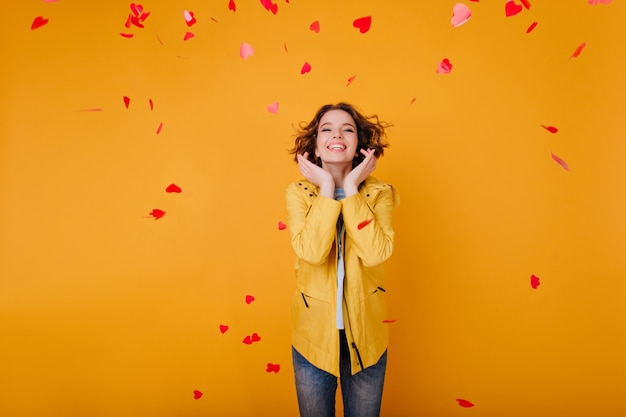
[{"xmin": 314, "ymin": 109, "xmax": 358, "ymax": 168}]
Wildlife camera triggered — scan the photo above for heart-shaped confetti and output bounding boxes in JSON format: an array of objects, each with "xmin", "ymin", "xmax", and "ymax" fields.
[
  {"xmin": 229, "ymin": 0, "xmax": 236, "ymax": 11},
  {"xmin": 251, "ymin": 332, "xmax": 261, "ymax": 342},
  {"xmin": 130, "ymin": 3, "xmax": 143, "ymax": 17},
  {"xmin": 260, "ymin": 0, "xmax": 278, "ymax": 14},
  {"xmin": 520, "ymin": 0, "xmax": 532, "ymax": 9},
  {"xmin": 456, "ymin": 399, "xmax": 474, "ymax": 408},
  {"xmin": 451, "ymin": 4, "xmax": 471, "ymax": 27},
  {"xmin": 31, "ymin": 16, "xmax": 49, "ymax": 30},
  {"xmin": 352, "ymin": 16, "xmax": 371, "ymax": 33},
  {"xmin": 570, "ymin": 42, "xmax": 586, "ymax": 59},
  {"xmin": 193, "ymin": 390, "xmax": 203, "ymax": 400},
  {"xmin": 219, "ymin": 324, "xmax": 229, "ymax": 334},
  {"xmin": 166, "ymin": 184, "xmax": 182, "ymax": 193},
  {"xmin": 309, "ymin": 20, "xmax": 320, "ymax": 33},
  {"xmin": 266, "ymin": 363, "xmax": 280, "ymax": 373},
  {"xmin": 149, "ymin": 209, "xmax": 166, "ymax": 219},
  {"xmin": 382, "ymin": 319, "xmax": 396, "ymax": 323},
  {"xmin": 505, "ymin": 1, "xmax": 523, "ymax": 17},
  {"xmin": 278, "ymin": 221, "xmax": 287, "ymax": 230},
  {"xmin": 242, "ymin": 332, "xmax": 261, "ymax": 344},
  {"xmin": 588, "ymin": 0, "xmax": 612, "ymax": 4},
  {"xmin": 437, "ymin": 58, "xmax": 453, "ymax": 74},
  {"xmin": 541, "ymin": 125, "xmax": 558, "ymax": 133},
  {"xmin": 183, "ymin": 31, "xmax": 195, "ymax": 41},
  {"xmin": 123, "ymin": 96, "xmax": 131, "ymax": 108},
  {"xmin": 357, "ymin": 219, "xmax": 373, "ymax": 230},
  {"xmin": 300, "ymin": 62, "xmax": 311, "ymax": 74},
  {"xmin": 551, "ymin": 152, "xmax": 569, "ymax": 171},
  {"xmin": 267, "ymin": 102, "xmax": 279, "ymax": 114},
  {"xmin": 149, "ymin": 99, "xmax": 154, "ymax": 111},
  {"xmin": 245, "ymin": 295, "xmax": 255, "ymax": 304},
  {"xmin": 526, "ymin": 21, "xmax": 538, "ymax": 33},
  {"xmin": 530, "ymin": 274, "xmax": 540, "ymax": 289},
  {"xmin": 120, "ymin": 33, "xmax": 134, "ymax": 38},
  {"xmin": 240, "ymin": 42, "xmax": 254, "ymax": 60},
  {"xmin": 346, "ymin": 75, "xmax": 356, "ymax": 86},
  {"xmin": 184, "ymin": 10, "xmax": 197, "ymax": 27},
  {"xmin": 155, "ymin": 122, "xmax": 163, "ymax": 134}
]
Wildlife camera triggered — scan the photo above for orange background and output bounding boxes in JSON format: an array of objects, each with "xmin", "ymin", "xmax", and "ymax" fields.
[{"xmin": 2, "ymin": 1, "xmax": 626, "ymax": 416}]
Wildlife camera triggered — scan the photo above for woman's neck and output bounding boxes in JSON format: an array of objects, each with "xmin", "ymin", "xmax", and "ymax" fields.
[{"xmin": 322, "ymin": 162, "xmax": 352, "ymax": 189}]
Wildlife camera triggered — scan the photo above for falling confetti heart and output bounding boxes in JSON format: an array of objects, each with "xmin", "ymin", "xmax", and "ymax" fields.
[
  {"xmin": 346, "ymin": 75, "xmax": 356, "ymax": 86},
  {"xmin": 352, "ymin": 16, "xmax": 371, "ymax": 33},
  {"xmin": 183, "ymin": 31, "xmax": 195, "ymax": 41},
  {"xmin": 266, "ymin": 363, "xmax": 280, "ymax": 373},
  {"xmin": 309, "ymin": 20, "xmax": 320, "ymax": 33},
  {"xmin": 120, "ymin": 33, "xmax": 134, "ymax": 38},
  {"xmin": 530, "ymin": 274, "xmax": 540, "ymax": 289},
  {"xmin": 437, "ymin": 58, "xmax": 453, "ymax": 74},
  {"xmin": 520, "ymin": 0, "xmax": 531, "ymax": 9},
  {"xmin": 382, "ymin": 319, "xmax": 396, "ymax": 323},
  {"xmin": 31, "ymin": 16, "xmax": 49, "ymax": 30},
  {"xmin": 228, "ymin": 0, "xmax": 236, "ymax": 11},
  {"xmin": 123, "ymin": 96, "xmax": 131, "ymax": 109},
  {"xmin": 219, "ymin": 324, "xmax": 229, "ymax": 334},
  {"xmin": 551, "ymin": 152, "xmax": 569, "ymax": 171},
  {"xmin": 278, "ymin": 221, "xmax": 287, "ymax": 230},
  {"xmin": 149, "ymin": 209, "xmax": 166, "ymax": 219},
  {"xmin": 451, "ymin": 3, "xmax": 471, "ymax": 27},
  {"xmin": 245, "ymin": 295, "xmax": 255, "ymax": 304},
  {"xmin": 184, "ymin": 10, "xmax": 197, "ymax": 26},
  {"xmin": 165, "ymin": 184, "xmax": 182, "ymax": 193},
  {"xmin": 526, "ymin": 21, "xmax": 538, "ymax": 33},
  {"xmin": 541, "ymin": 125, "xmax": 558, "ymax": 133},
  {"xmin": 242, "ymin": 332, "xmax": 261, "ymax": 344},
  {"xmin": 570, "ymin": 42, "xmax": 586, "ymax": 59},
  {"xmin": 240, "ymin": 42, "xmax": 254, "ymax": 59},
  {"xmin": 260, "ymin": 0, "xmax": 278, "ymax": 14},
  {"xmin": 300, "ymin": 62, "xmax": 311, "ymax": 74},
  {"xmin": 588, "ymin": 0, "xmax": 612, "ymax": 4},
  {"xmin": 155, "ymin": 122, "xmax": 163, "ymax": 134},
  {"xmin": 267, "ymin": 102, "xmax": 279, "ymax": 114},
  {"xmin": 358, "ymin": 219, "xmax": 373, "ymax": 230},
  {"xmin": 456, "ymin": 399, "xmax": 475, "ymax": 408},
  {"xmin": 505, "ymin": 0, "xmax": 523, "ymax": 17},
  {"xmin": 149, "ymin": 99, "xmax": 154, "ymax": 110},
  {"xmin": 193, "ymin": 390, "xmax": 203, "ymax": 400}
]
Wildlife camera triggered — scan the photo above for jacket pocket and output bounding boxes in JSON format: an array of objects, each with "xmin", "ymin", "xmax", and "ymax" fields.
[{"xmin": 291, "ymin": 290, "xmax": 333, "ymax": 345}]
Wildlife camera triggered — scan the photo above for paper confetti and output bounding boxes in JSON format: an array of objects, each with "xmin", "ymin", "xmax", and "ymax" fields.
[
  {"xmin": 551, "ymin": 152, "xmax": 569, "ymax": 171},
  {"xmin": 505, "ymin": 0, "xmax": 523, "ymax": 17},
  {"xmin": 570, "ymin": 42, "xmax": 586, "ymax": 59},
  {"xmin": 240, "ymin": 42, "xmax": 254, "ymax": 59},
  {"xmin": 352, "ymin": 16, "xmax": 372, "ymax": 33},
  {"xmin": 520, "ymin": 0, "xmax": 531, "ymax": 9},
  {"xmin": 260, "ymin": 0, "xmax": 278, "ymax": 14},
  {"xmin": 120, "ymin": 33, "xmax": 134, "ymax": 38},
  {"xmin": 31, "ymin": 16, "xmax": 49, "ymax": 30},
  {"xmin": 149, "ymin": 209, "xmax": 166, "ymax": 219},
  {"xmin": 267, "ymin": 102, "xmax": 279, "ymax": 114},
  {"xmin": 149, "ymin": 99, "xmax": 154, "ymax": 111},
  {"xmin": 588, "ymin": 0, "xmax": 612, "ymax": 4},
  {"xmin": 278, "ymin": 221, "xmax": 287, "ymax": 230},
  {"xmin": 266, "ymin": 363, "xmax": 280, "ymax": 373},
  {"xmin": 541, "ymin": 125, "xmax": 558, "ymax": 133},
  {"xmin": 123, "ymin": 96, "xmax": 131, "ymax": 109},
  {"xmin": 245, "ymin": 295, "xmax": 255, "ymax": 304},
  {"xmin": 193, "ymin": 390, "xmax": 203, "ymax": 400},
  {"xmin": 409, "ymin": 97, "xmax": 416, "ymax": 105},
  {"xmin": 165, "ymin": 184, "xmax": 182, "ymax": 193},
  {"xmin": 300, "ymin": 62, "xmax": 311, "ymax": 74},
  {"xmin": 456, "ymin": 399, "xmax": 475, "ymax": 408},
  {"xmin": 358, "ymin": 219, "xmax": 374, "ymax": 230},
  {"xmin": 530, "ymin": 274, "xmax": 540, "ymax": 289},
  {"xmin": 156, "ymin": 122, "xmax": 163, "ymax": 134},
  {"xmin": 309, "ymin": 20, "xmax": 320, "ymax": 33},
  {"xmin": 228, "ymin": 0, "xmax": 236, "ymax": 11},
  {"xmin": 242, "ymin": 333, "xmax": 261, "ymax": 344},
  {"xmin": 183, "ymin": 10, "xmax": 197, "ymax": 26},
  {"xmin": 451, "ymin": 4, "xmax": 471, "ymax": 27},
  {"xmin": 183, "ymin": 31, "xmax": 194, "ymax": 41},
  {"xmin": 382, "ymin": 319, "xmax": 396, "ymax": 323},
  {"xmin": 219, "ymin": 324, "xmax": 229, "ymax": 334},
  {"xmin": 436, "ymin": 58, "xmax": 453, "ymax": 74},
  {"xmin": 346, "ymin": 75, "xmax": 356, "ymax": 86},
  {"xmin": 526, "ymin": 21, "xmax": 538, "ymax": 33}
]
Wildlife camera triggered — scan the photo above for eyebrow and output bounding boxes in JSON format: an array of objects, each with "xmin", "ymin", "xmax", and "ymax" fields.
[{"xmin": 320, "ymin": 122, "xmax": 356, "ymax": 128}]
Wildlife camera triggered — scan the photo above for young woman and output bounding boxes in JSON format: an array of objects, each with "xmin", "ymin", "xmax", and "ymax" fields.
[{"xmin": 286, "ymin": 103, "xmax": 400, "ymax": 417}]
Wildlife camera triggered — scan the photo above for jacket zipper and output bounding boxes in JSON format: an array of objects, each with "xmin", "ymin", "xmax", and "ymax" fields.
[
  {"xmin": 351, "ymin": 341, "xmax": 364, "ymax": 371},
  {"xmin": 301, "ymin": 292, "xmax": 309, "ymax": 308}
]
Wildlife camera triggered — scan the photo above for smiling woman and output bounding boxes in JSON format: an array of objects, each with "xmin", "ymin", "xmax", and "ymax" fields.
[{"xmin": 286, "ymin": 103, "xmax": 400, "ymax": 417}]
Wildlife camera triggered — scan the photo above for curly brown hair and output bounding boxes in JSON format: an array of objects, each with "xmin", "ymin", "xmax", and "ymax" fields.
[{"xmin": 289, "ymin": 103, "xmax": 390, "ymax": 168}]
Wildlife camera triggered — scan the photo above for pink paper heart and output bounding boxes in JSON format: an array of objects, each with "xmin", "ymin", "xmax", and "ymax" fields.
[
  {"xmin": 436, "ymin": 58, "xmax": 453, "ymax": 74},
  {"xmin": 309, "ymin": 20, "xmax": 320, "ymax": 33},
  {"xmin": 266, "ymin": 363, "xmax": 280, "ymax": 373},
  {"xmin": 245, "ymin": 295, "xmax": 255, "ymax": 304},
  {"xmin": 219, "ymin": 324, "xmax": 229, "ymax": 334},
  {"xmin": 530, "ymin": 274, "xmax": 540, "ymax": 289},
  {"xmin": 267, "ymin": 102, "xmax": 279, "ymax": 114},
  {"xmin": 300, "ymin": 62, "xmax": 311, "ymax": 74},
  {"xmin": 588, "ymin": 0, "xmax": 612, "ymax": 4},
  {"xmin": 31, "ymin": 16, "xmax": 49, "ymax": 30},
  {"xmin": 240, "ymin": 42, "xmax": 254, "ymax": 60},
  {"xmin": 451, "ymin": 4, "xmax": 471, "ymax": 27},
  {"xmin": 193, "ymin": 390, "xmax": 203, "ymax": 399},
  {"xmin": 278, "ymin": 221, "xmax": 287, "ymax": 230}
]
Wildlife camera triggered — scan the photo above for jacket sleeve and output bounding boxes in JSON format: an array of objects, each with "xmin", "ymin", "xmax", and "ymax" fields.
[
  {"xmin": 285, "ymin": 182, "xmax": 342, "ymax": 265},
  {"xmin": 341, "ymin": 185, "xmax": 399, "ymax": 267}
]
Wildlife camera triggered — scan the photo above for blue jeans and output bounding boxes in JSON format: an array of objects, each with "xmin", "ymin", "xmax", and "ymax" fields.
[{"xmin": 292, "ymin": 331, "xmax": 387, "ymax": 417}]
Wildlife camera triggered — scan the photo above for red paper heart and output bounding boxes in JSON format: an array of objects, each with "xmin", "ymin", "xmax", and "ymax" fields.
[
  {"xmin": 526, "ymin": 21, "xmax": 538, "ymax": 33},
  {"xmin": 166, "ymin": 184, "xmax": 182, "ymax": 193},
  {"xmin": 541, "ymin": 125, "xmax": 558, "ymax": 133},
  {"xmin": 520, "ymin": 0, "xmax": 532, "ymax": 9},
  {"xmin": 278, "ymin": 221, "xmax": 287, "ymax": 230},
  {"xmin": 31, "ymin": 16, "xmax": 49, "ymax": 30},
  {"xmin": 456, "ymin": 399, "xmax": 474, "ymax": 407},
  {"xmin": 149, "ymin": 209, "xmax": 166, "ymax": 219},
  {"xmin": 309, "ymin": 20, "xmax": 320, "ymax": 33},
  {"xmin": 245, "ymin": 295, "xmax": 255, "ymax": 304},
  {"xmin": 382, "ymin": 319, "xmax": 396, "ymax": 323},
  {"xmin": 266, "ymin": 363, "xmax": 280, "ymax": 373},
  {"xmin": 219, "ymin": 324, "xmax": 229, "ymax": 334},
  {"xmin": 184, "ymin": 31, "xmax": 195, "ymax": 41},
  {"xmin": 260, "ymin": 0, "xmax": 278, "ymax": 14},
  {"xmin": 193, "ymin": 390, "xmax": 203, "ymax": 400},
  {"xmin": 251, "ymin": 332, "xmax": 261, "ymax": 342},
  {"xmin": 120, "ymin": 33, "xmax": 134, "ymax": 38},
  {"xmin": 123, "ymin": 96, "xmax": 130, "ymax": 109},
  {"xmin": 530, "ymin": 274, "xmax": 540, "ymax": 289},
  {"xmin": 149, "ymin": 99, "xmax": 154, "ymax": 111},
  {"xmin": 505, "ymin": 1, "xmax": 523, "ymax": 17},
  {"xmin": 130, "ymin": 3, "xmax": 143, "ymax": 17},
  {"xmin": 352, "ymin": 16, "xmax": 372, "ymax": 33},
  {"xmin": 358, "ymin": 219, "xmax": 373, "ymax": 230},
  {"xmin": 570, "ymin": 42, "xmax": 586, "ymax": 59},
  {"xmin": 155, "ymin": 122, "xmax": 163, "ymax": 135},
  {"xmin": 228, "ymin": 0, "xmax": 236, "ymax": 11},
  {"xmin": 243, "ymin": 335, "xmax": 252, "ymax": 344},
  {"xmin": 184, "ymin": 10, "xmax": 197, "ymax": 27},
  {"xmin": 300, "ymin": 62, "xmax": 311, "ymax": 74}
]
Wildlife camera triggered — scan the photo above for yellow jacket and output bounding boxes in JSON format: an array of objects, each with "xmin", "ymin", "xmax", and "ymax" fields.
[{"xmin": 285, "ymin": 176, "xmax": 400, "ymax": 376}]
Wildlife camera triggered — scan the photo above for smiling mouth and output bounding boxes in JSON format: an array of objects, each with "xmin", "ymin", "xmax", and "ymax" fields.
[{"xmin": 328, "ymin": 144, "xmax": 346, "ymax": 151}]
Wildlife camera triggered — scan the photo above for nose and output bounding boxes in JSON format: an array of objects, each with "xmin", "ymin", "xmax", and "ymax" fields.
[{"xmin": 332, "ymin": 130, "xmax": 343, "ymax": 138}]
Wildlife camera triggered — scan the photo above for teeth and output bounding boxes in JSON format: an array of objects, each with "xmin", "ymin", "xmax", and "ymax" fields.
[{"xmin": 329, "ymin": 145, "xmax": 345, "ymax": 150}]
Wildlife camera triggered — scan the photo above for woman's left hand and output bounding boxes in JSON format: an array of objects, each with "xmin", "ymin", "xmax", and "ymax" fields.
[{"xmin": 344, "ymin": 148, "xmax": 376, "ymax": 196}]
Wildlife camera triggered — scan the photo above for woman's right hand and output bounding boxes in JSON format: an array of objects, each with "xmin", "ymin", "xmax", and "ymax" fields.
[{"xmin": 297, "ymin": 152, "xmax": 334, "ymax": 198}]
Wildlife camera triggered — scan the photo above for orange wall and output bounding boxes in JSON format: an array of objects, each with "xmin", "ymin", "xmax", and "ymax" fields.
[{"xmin": 2, "ymin": 1, "xmax": 626, "ymax": 416}]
